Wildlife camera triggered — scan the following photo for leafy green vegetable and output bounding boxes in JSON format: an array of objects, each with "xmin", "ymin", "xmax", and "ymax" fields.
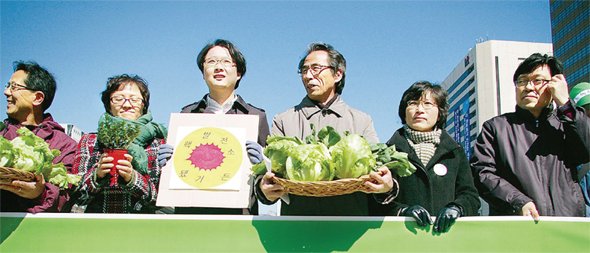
[
  {"xmin": 330, "ymin": 132, "xmax": 376, "ymax": 179},
  {"xmin": 370, "ymin": 143, "xmax": 416, "ymax": 177},
  {"xmin": 250, "ymin": 135, "xmax": 304, "ymax": 177},
  {"xmin": 0, "ymin": 127, "xmax": 81, "ymax": 189},
  {"xmin": 250, "ymin": 125, "xmax": 416, "ymax": 181},
  {"xmin": 285, "ymin": 143, "xmax": 334, "ymax": 182},
  {"xmin": 317, "ymin": 126, "xmax": 341, "ymax": 148}
]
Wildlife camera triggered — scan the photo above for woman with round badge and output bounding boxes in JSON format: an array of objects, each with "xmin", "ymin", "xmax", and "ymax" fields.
[
  {"xmin": 369, "ymin": 81, "xmax": 480, "ymax": 233},
  {"xmin": 73, "ymin": 74, "xmax": 168, "ymax": 213}
]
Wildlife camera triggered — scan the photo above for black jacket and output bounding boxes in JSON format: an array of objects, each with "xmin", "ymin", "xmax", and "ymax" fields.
[
  {"xmin": 369, "ymin": 128, "xmax": 480, "ymax": 216},
  {"xmin": 181, "ymin": 94, "xmax": 269, "ymax": 146},
  {"xmin": 470, "ymin": 101, "xmax": 588, "ymax": 216}
]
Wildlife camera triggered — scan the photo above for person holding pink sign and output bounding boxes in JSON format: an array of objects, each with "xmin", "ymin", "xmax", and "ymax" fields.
[{"xmin": 72, "ymin": 74, "xmax": 169, "ymax": 213}]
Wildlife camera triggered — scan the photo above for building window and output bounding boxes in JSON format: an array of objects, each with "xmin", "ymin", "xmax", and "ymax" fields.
[
  {"xmin": 562, "ymin": 44, "xmax": 590, "ymax": 68},
  {"xmin": 554, "ymin": 26, "xmax": 589, "ymax": 57},
  {"xmin": 552, "ymin": 10, "xmax": 589, "ymax": 43},
  {"xmin": 448, "ymin": 65, "xmax": 474, "ymax": 94},
  {"xmin": 551, "ymin": 0, "xmax": 584, "ymax": 28}
]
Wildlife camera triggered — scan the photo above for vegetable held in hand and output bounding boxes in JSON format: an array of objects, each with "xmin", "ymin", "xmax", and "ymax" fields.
[
  {"xmin": 370, "ymin": 142, "xmax": 416, "ymax": 177},
  {"xmin": 330, "ymin": 132, "xmax": 376, "ymax": 179},
  {"xmin": 0, "ymin": 127, "xmax": 80, "ymax": 189},
  {"xmin": 285, "ymin": 143, "xmax": 335, "ymax": 182}
]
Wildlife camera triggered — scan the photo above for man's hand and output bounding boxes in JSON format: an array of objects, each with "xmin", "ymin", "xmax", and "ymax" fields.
[
  {"xmin": 520, "ymin": 201, "xmax": 540, "ymax": 221},
  {"xmin": 547, "ymin": 74, "xmax": 569, "ymax": 106},
  {"xmin": 0, "ymin": 174, "xmax": 45, "ymax": 199},
  {"xmin": 363, "ymin": 167, "xmax": 395, "ymax": 193},
  {"xmin": 260, "ymin": 172, "xmax": 285, "ymax": 202}
]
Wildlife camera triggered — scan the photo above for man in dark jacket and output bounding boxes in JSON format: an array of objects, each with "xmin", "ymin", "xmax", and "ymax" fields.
[
  {"xmin": 471, "ymin": 53, "xmax": 589, "ymax": 219},
  {"xmin": 175, "ymin": 39, "xmax": 270, "ymax": 215},
  {"xmin": 0, "ymin": 61, "xmax": 77, "ymax": 213}
]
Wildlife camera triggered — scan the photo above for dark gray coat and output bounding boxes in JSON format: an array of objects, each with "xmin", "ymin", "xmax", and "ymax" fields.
[{"xmin": 369, "ymin": 128, "xmax": 480, "ymax": 216}]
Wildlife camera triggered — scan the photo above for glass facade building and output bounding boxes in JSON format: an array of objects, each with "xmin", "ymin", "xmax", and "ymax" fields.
[{"xmin": 550, "ymin": 0, "xmax": 590, "ymax": 88}]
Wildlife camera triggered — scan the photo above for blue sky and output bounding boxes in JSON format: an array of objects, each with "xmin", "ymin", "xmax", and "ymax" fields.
[{"xmin": 1, "ymin": 0, "xmax": 552, "ymax": 142}]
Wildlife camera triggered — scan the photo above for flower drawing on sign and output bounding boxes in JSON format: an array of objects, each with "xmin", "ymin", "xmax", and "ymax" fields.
[{"xmin": 188, "ymin": 143, "xmax": 225, "ymax": 170}]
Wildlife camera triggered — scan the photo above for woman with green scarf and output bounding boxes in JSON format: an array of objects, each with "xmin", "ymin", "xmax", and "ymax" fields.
[{"xmin": 73, "ymin": 74, "xmax": 169, "ymax": 213}]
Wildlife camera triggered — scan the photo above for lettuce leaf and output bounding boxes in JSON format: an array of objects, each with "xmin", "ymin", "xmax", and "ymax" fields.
[
  {"xmin": 285, "ymin": 143, "xmax": 334, "ymax": 182},
  {"xmin": 0, "ymin": 127, "xmax": 79, "ymax": 189},
  {"xmin": 330, "ymin": 132, "xmax": 376, "ymax": 179}
]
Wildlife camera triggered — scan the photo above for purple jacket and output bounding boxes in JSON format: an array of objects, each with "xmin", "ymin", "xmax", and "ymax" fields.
[{"xmin": 0, "ymin": 114, "xmax": 78, "ymax": 213}]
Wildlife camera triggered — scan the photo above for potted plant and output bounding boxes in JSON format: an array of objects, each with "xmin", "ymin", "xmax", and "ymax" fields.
[{"xmin": 97, "ymin": 114, "xmax": 141, "ymax": 186}]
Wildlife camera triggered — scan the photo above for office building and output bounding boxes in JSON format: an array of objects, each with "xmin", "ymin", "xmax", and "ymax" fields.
[{"xmin": 550, "ymin": 0, "xmax": 589, "ymax": 88}]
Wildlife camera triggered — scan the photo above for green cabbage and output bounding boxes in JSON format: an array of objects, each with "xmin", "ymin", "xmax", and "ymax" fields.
[
  {"xmin": 0, "ymin": 127, "xmax": 80, "ymax": 189},
  {"xmin": 250, "ymin": 125, "xmax": 416, "ymax": 181},
  {"xmin": 285, "ymin": 143, "xmax": 334, "ymax": 182},
  {"xmin": 330, "ymin": 132, "xmax": 376, "ymax": 179},
  {"xmin": 250, "ymin": 135, "xmax": 304, "ymax": 177}
]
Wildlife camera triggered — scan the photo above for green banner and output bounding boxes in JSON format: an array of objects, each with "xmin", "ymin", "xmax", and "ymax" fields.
[{"xmin": 1, "ymin": 213, "xmax": 589, "ymax": 252}]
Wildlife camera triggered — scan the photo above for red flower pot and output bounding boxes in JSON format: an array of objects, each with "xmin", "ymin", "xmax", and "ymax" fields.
[{"xmin": 104, "ymin": 148, "xmax": 128, "ymax": 186}]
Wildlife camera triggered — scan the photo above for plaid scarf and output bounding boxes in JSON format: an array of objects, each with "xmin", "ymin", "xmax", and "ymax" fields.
[{"xmin": 404, "ymin": 125, "xmax": 441, "ymax": 167}]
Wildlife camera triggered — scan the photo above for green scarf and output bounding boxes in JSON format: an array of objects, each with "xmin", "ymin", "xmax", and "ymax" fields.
[{"xmin": 98, "ymin": 110, "xmax": 168, "ymax": 174}]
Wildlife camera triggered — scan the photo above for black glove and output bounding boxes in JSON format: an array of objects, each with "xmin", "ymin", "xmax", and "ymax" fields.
[
  {"xmin": 433, "ymin": 205, "xmax": 462, "ymax": 233},
  {"xmin": 246, "ymin": 141, "xmax": 264, "ymax": 165},
  {"xmin": 401, "ymin": 205, "xmax": 433, "ymax": 227}
]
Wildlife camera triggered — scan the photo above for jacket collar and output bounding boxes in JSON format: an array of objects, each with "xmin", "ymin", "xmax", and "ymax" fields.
[
  {"xmin": 296, "ymin": 95, "xmax": 346, "ymax": 120},
  {"xmin": 515, "ymin": 103, "xmax": 554, "ymax": 122},
  {"xmin": 186, "ymin": 94, "xmax": 250, "ymax": 114},
  {"xmin": 4, "ymin": 113, "xmax": 64, "ymax": 139}
]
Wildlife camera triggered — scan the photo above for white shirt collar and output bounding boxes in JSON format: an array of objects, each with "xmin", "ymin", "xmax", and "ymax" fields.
[{"xmin": 206, "ymin": 94, "xmax": 238, "ymax": 114}]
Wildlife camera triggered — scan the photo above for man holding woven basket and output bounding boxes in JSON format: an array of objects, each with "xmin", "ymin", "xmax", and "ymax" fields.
[
  {"xmin": 0, "ymin": 61, "xmax": 77, "ymax": 213},
  {"xmin": 248, "ymin": 43, "xmax": 397, "ymax": 216}
]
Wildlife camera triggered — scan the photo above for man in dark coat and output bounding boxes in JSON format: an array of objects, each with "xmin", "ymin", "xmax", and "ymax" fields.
[
  {"xmin": 471, "ymin": 53, "xmax": 589, "ymax": 219},
  {"xmin": 175, "ymin": 39, "xmax": 270, "ymax": 215}
]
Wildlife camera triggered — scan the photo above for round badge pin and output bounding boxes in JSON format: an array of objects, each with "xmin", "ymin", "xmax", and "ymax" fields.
[{"xmin": 433, "ymin": 164, "xmax": 447, "ymax": 176}]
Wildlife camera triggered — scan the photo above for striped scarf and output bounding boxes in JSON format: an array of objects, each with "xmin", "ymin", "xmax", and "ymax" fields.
[{"xmin": 404, "ymin": 125, "xmax": 441, "ymax": 167}]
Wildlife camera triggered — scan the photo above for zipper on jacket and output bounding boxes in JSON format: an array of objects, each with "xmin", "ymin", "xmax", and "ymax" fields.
[{"xmin": 536, "ymin": 119, "xmax": 539, "ymax": 128}]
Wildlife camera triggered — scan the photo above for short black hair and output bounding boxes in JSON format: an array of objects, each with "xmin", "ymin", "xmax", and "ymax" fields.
[
  {"xmin": 513, "ymin": 53, "xmax": 564, "ymax": 83},
  {"xmin": 13, "ymin": 61, "xmax": 56, "ymax": 112},
  {"xmin": 298, "ymin": 42, "xmax": 346, "ymax": 94},
  {"xmin": 101, "ymin": 74, "xmax": 150, "ymax": 115},
  {"xmin": 398, "ymin": 81, "xmax": 449, "ymax": 130},
  {"xmin": 196, "ymin": 39, "xmax": 246, "ymax": 89}
]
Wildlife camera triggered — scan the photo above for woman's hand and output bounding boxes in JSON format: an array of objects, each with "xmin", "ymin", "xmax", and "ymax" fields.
[
  {"xmin": 0, "ymin": 174, "xmax": 45, "ymax": 199},
  {"xmin": 363, "ymin": 166, "xmax": 395, "ymax": 193},
  {"xmin": 95, "ymin": 153, "xmax": 115, "ymax": 179},
  {"xmin": 116, "ymin": 154, "xmax": 135, "ymax": 183},
  {"xmin": 260, "ymin": 172, "xmax": 285, "ymax": 202}
]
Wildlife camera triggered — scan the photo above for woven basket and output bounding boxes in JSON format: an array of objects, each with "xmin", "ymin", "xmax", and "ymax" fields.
[
  {"xmin": 0, "ymin": 167, "xmax": 36, "ymax": 183},
  {"xmin": 271, "ymin": 174, "xmax": 373, "ymax": 197}
]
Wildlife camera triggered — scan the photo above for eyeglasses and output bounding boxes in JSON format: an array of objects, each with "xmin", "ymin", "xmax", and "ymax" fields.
[
  {"xmin": 204, "ymin": 58, "xmax": 235, "ymax": 68},
  {"xmin": 407, "ymin": 100, "xmax": 437, "ymax": 110},
  {"xmin": 110, "ymin": 95, "xmax": 143, "ymax": 106},
  {"xmin": 515, "ymin": 78, "xmax": 550, "ymax": 88},
  {"xmin": 5, "ymin": 82, "xmax": 33, "ymax": 92},
  {"xmin": 298, "ymin": 64, "xmax": 333, "ymax": 77}
]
